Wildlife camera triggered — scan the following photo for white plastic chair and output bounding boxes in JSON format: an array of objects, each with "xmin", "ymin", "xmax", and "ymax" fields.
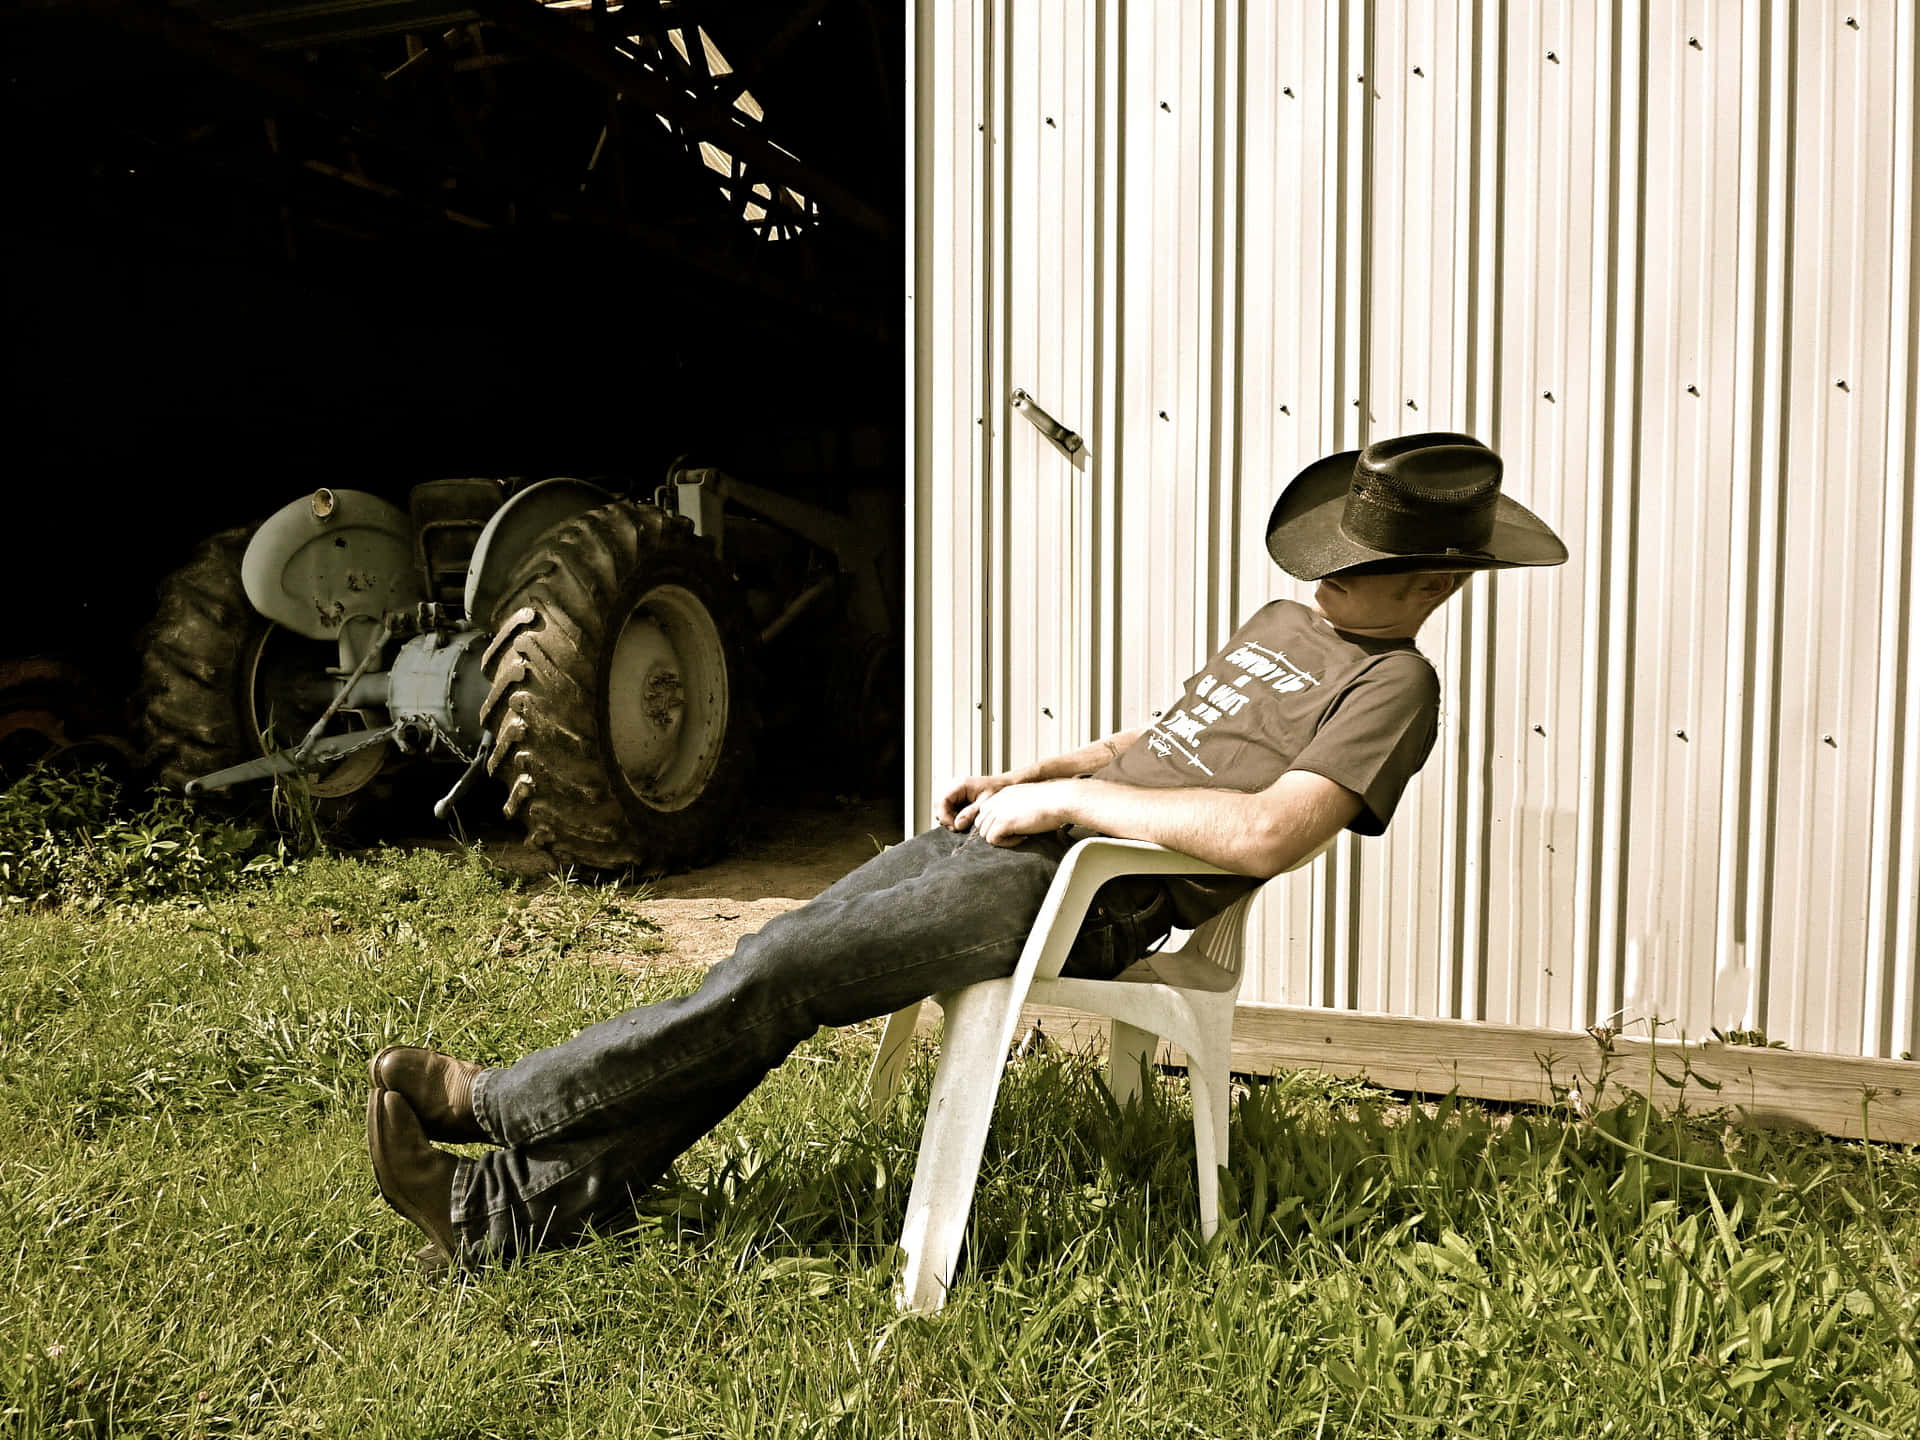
[{"xmin": 863, "ymin": 834, "xmax": 1329, "ymax": 1313}]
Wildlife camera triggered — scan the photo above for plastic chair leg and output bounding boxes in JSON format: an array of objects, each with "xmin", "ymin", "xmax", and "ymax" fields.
[
  {"xmin": 1185, "ymin": 1005, "xmax": 1236, "ymax": 1240},
  {"xmin": 895, "ymin": 979, "xmax": 1022, "ymax": 1312},
  {"xmin": 864, "ymin": 1002, "xmax": 923, "ymax": 1116},
  {"xmin": 1107, "ymin": 1020, "xmax": 1157, "ymax": 1107}
]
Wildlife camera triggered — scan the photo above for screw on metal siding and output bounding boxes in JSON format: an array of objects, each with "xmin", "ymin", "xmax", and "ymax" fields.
[
  {"xmin": 1675, "ymin": 730, "xmax": 1688, "ymax": 741},
  {"xmin": 1158, "ymin": 410, "xmax": 1169, "ymax": 420},
  {"xmin": 1533, "ymin": 724, "xmax": 1546, "ymax": 735},
  {"xmin": 1160, "ymin": 100, "xmax": 1171, "ymax": 111},
  {"xmin": 1687, "ymin": 384, "xmax": 1700, "ymax": 395},
  {"xmin": 1413, "ymin": 66, "xmax": 1424, "ymax": 76},
  {"xmin": 1406, "ymin": 399, "xmax": 1418, "ymax": 410},
  {"xmin": 1279, "ymin": 404, "xmax": 1290, "ymax": 414},
  {"xmin": 1547, "ymin": 51, "xmax": 1559, "ymax": 62},
  {"xmin": 1046, "ymin": 117, "xmax": 1056, "ymax": 127},
  {"xmin": 1041, "ymin": 707, "xmax": 1053, "ymax": 718},
  {"xmin": 1823, "ymin": 734, "xmax": 1837, "ymax": 746},
  {"xmin": 1689, "ymin": 36, "xmax": 1702, "ymax": 49},
  {"xmin": 1847, "ymin": 16, "xmax": 1860, "ymax": 28},
  {"xmin": 1543, "ymin": 391, "xmax": 1555, "ymax": 402},
  {"xmin": 1836, "ymin": 379, "xmax": 1850, "ymax": 391},
  {"xmin": 1283, "ymin": 86, "xmax": 1295, "ymax": 98}
]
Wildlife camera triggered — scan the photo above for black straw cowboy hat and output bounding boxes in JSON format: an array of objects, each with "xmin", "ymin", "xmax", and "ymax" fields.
[{"xmin": 1266, "ymin": 432, "xmax": 1568, "ymax": 580}]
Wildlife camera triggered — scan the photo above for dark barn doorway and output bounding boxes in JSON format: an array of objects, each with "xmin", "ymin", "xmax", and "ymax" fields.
[{"xmin": 5, "ymin": 0, "xmax": 905, "ymax": 859}]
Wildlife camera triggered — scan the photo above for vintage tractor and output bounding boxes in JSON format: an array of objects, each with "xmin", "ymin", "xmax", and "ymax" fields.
[{"xmin": 135, "ymin": 468, "xmax": 895, "ymax": 871}]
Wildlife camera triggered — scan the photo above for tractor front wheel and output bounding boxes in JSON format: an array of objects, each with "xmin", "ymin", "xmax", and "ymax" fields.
[{"xmin": 482, "ymin": 502, "xmax": 757, "ymax": 872}]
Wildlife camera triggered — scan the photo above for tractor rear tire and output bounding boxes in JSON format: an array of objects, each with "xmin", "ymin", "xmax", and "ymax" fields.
[
  {"xmin": 481, "ymin": 501, "xmax": 757, "ymax": 873},
  {"xmin": 137, "ymin": 528, "xmax": 266, "ymax": 792},
  {"xmin": 136, "ymin": 526, "xmax": 388, "ymax": 808}
]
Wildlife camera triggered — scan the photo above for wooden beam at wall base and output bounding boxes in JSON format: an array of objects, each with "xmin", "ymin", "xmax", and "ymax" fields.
[{"xmin": 971, "ymin": 1000, "xmax": 1920, "ymax": 1145}]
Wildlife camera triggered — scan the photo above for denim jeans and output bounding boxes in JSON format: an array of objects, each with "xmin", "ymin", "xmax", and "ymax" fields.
[{"xmin": 450, "ymin": 826, "xmax": 1174, "ymax": 1258}]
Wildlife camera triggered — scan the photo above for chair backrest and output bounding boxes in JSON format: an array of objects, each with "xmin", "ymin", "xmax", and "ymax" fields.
[
  {"xmin": 1108, "ymin": 836, "xmax": 1333, "ymax": 993},
  {"xmin": 1112, "ymin": 890, "xmax": 1259, "ymax": 993}
]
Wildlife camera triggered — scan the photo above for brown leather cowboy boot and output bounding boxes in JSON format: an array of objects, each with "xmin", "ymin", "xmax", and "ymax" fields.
[{"xmin": 368, "ymin": 1046, "xmax": 488, "ymax": 1144}]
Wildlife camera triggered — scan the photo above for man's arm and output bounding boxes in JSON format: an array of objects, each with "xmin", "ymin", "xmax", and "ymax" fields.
[
  {"xmin": 935, "ymin": 728, "xmax": 1146, "ymax": 830},
  {"xmin": 964, "ymin": 770, "xmax": 1361, "ymax": 879}
]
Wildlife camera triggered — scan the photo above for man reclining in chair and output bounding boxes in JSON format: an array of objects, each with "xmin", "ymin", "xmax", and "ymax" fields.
[{"xmin": 367, "ymin": 433, "xmax": 1566, "ymax": 1269}]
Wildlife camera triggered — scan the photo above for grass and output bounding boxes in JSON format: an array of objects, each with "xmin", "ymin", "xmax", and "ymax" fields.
[{"xmin": 0, "ymin": 839, "xmax": 1916, "ymax": 1437}]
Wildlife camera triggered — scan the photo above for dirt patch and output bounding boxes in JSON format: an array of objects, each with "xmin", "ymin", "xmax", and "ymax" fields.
[
  {"xmin": 641, "ymin": 803, "xmax": 899, "ymax": 967},
  {"xmin": 483, "ymin": 800, "xmax": 905, "ymax": 970}
]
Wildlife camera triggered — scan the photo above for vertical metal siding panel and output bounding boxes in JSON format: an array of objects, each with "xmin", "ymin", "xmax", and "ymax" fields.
[
  {"xmin": 1769, "ymin": 4, "xmax": 1897, "ymax": 1056},
  {"xmin": 1457, "ymin": 0, "xmax": 1505, "ymax": 1022},
  {"xmin": 1000, "ymin": 1, "xmax": 1082, "ymax": 771},
  {"xmin": 984, "ymin": 1, "xmax": 1010, "ymax": 774},
  {"xmin": 1680, "ymin": 3, "xmax": 1747, "ymax": 1043},
  {"xmin": 1769, "ymin": 6, "xmax": 1834, "ymax": 1052},
  {"xmin": 914, "ymin": 0, "xmax": 989, "ymax": 826},
  {"xmin": 1113, "ymin": 0, "xmax": 1156, "ymax": 740},
  {"xmin": 1323, "ymin": 0, "xmax": 1369, "ymax": 1014},
  {"xmin": 1237, "ymin": 1, "xmax": 1324, "ymax": 1005},
  {"xmin": 1828, "ymin": 9, "xmax": 1900, "ymax": 1057},
  {"xmin": 1627, "ymin": 0, "xmax": 1687, "ymax": 1044},
  {"xmin": 1415, "ymin": 2, "xmax": 1472, "ymax": 1022},
  {"xmin": 1231, "ymin": 0, "xmax": 1277, "ymax": 1003},
  {"xmin": 1093, "ymin": 0, "xmax": 1124, "ymax": 741},
  {"xmin": 1487, "ymin": 0, "xmax": 1588, "ymax": 1032},
  {"xmin": 1621, "ymin": 3, "xmax": 1746, "ymax": 1045},
  {"xmin": 1739, "ymin": 0, "xmax": 1792, "ymax": 1047},
  {"xmin": 1208, "ymin": 0, "xmax": 1239, "ymax": 659},
  {"xmin": 967, "ymin": 0, "xmax": 995, "ymax": 785},
  {"xmin": 1358, "ymin": 5, "xmax": 1410, "ymax": 1018},
  {"xmin": 1876, "ymin": 6, "xmax": 1920, "ymax": 1062},
  {"xmin": 1248, "ymin": 2, "xmax": 1344, "ymax": 1007},
  {"xmin": 1002, "ymin": 2, "xmax": 1038, "ymax": 772},
  {"xmin": 1549, "ymin": 0, "xmax": 1605, "ymax": 1038},
  {"xmin": 1423, "ymin": 0, "xmax": 1490, "ymax": 1020},
  {"xmin": 1164, "ymin": 0, "xmax": 1206, "ymax": 705},
  {"xmin": 1189, "ymin": 0, "xmax": 1222, "ymax": 669},
  {"xmin": 1478, "ymin": 0, "xmax": 1538, "ymax": 1028},
  {"xmin": 1101, "ymin": 0, "xmax": 1208, "ymax": 757},
  {"xmin": 1065, "ymin": 0, "xmax": 1096, "ymax": 758},
  {"xmin": 1713, "ymin": 0, "xmax": 1768, "ymax": 1044},
  {"xmin": 1359, "ymin": 4, "xmax": 1453, "ymax": 1019},
  {"xmin": 1576, "ymin": 0, "xmax": 1626, "ymax": 1042},
  {"xmin": 1584, "ymin": 0, "xmax": 1641, "ymax": 1040}
]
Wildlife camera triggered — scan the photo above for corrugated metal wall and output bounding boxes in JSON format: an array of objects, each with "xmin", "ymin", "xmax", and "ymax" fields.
[{"xmin": 908, "ymin": 1, "xmax": 1920, "ymax": 1060}]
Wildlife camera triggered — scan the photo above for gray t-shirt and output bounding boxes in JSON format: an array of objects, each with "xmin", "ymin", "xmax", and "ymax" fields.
[{"xmin": 1091, "ymin": 599, "xmax": 1440, "ymax": 925}]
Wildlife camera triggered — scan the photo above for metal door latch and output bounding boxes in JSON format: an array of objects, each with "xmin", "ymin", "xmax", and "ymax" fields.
[{"xmin": 1010, "ymin": 389, "xmax": 1084, "ymax": 454}]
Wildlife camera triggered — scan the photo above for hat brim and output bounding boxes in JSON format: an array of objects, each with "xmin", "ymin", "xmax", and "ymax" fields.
[{"xmin": 1265, "ymin": 450, "xmax": 1570, "ymax": 580}]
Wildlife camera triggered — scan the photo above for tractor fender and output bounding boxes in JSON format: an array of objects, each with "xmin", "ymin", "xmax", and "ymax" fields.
[
  {"xmin": 462, "ymin": 477, "xmax": 614, "ymax": 627},
  {"xmin": 241, "ymin": 489, "xmax": 427, "ymax": 642}
]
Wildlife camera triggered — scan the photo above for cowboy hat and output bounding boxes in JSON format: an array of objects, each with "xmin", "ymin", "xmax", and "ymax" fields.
[{"xmin": 1266, "ymin": 432, "xmax": 1568, "ymax": 580}]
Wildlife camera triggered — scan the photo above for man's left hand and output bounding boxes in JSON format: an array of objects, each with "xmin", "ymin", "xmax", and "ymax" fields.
[{"xmin": 968, "ymin": 780, "xmax": 1074, "ymax": 846}]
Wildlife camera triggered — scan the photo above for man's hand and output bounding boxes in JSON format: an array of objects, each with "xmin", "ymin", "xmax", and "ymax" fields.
[
  {"xmin": 936, "ymin": 730, "xmax": 1144, "ymax": 833},
  {"xmin": 936, "ymin": 772, "xmax": 1011, "ymax": 831},
  {"xmin": 968, "ymin": 780, "xmax": 1074, "ymax": 846}
]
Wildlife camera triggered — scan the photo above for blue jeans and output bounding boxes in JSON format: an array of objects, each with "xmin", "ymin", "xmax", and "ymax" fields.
[{"xmin": 450, "ymin": 826, "xmax": 1173, "ymax": 1258}]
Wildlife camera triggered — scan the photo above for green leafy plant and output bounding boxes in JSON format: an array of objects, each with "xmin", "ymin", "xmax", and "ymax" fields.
[{"xmin": 0, "ymin": 764, "xmax": 289, "ymax": 908}]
